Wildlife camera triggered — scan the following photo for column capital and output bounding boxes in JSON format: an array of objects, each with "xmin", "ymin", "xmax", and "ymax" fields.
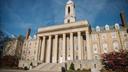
[
  {"xmin": 70, "ymin": 32, "xmax": 73, "ymax": 35},
  {"xmin": 49, "ymin": 35, "xmax": 52, "ymax": 38},
  {"xmin": 63, "ymin": 33, "xmax": 66, "ymax": 36},
  {"xmin": 86, "ymin": 31, "xmax": 89, "ymax": 34},
  {"xmin": 43, "ymin": 36, "xmax": 46, "ymax": 38},
  {"xmin": 37, "ymin": 36, "xmax": 40, "ymax": 39},
  {"xmin": 55, "ymin": 34, "xmax": 58, "ymax": 37},
  {"xmin": 77, "ymin": 31, "xmax": 81, "ymax": 34}
]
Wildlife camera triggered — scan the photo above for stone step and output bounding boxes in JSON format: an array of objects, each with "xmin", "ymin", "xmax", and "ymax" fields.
[
  {"xmin": 32, "ymin": 63, "xmax": 48, "ymax": 70},
  {"xmin": 40, "ymin": 63, "xmax": 54, "ymax": 71},
  {"xmin": 28, "ymin": 70, "xmax": 61, "ymax": 72},
  {"xmin": 39, "ymin": 63, "xmax": 50, "ymax": 70},
  {"xmin": 32, "ymin": 63, "xmax": 62, "ymax": 72},
  {"xmin": 50, "ymin": 63, "xmax": 62, "ymax": 71}
]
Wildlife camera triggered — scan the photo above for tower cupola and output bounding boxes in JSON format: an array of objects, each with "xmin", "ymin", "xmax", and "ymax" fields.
[{"xmin": 64, "ymin": 0, "xmax": 76, "ymax": 24}]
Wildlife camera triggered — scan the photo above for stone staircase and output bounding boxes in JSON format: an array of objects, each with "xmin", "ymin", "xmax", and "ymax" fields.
[{"xmin": 31, "ymin": 63, "xmax": 63, "ymax": 72}]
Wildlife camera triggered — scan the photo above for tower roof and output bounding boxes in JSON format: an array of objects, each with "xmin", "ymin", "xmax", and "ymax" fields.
[{"xmin": 67, "ymin": 0, "xmax": 74, "ymax": 4}]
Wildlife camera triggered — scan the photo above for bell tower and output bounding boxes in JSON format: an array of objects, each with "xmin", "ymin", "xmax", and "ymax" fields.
[{"xmin": 64, "ymin": 0, "xmax": 76, "ymax": 24}]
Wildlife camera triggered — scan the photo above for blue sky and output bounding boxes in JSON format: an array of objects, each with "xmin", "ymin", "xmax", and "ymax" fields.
[{"xmin": 0, "ymin": 0, "xmax": 128, "ymax": 37}]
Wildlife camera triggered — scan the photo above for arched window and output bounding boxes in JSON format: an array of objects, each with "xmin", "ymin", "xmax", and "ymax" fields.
[
  {"xmin": 68, "ymin": 6, "xmax": 70, "ymax": 14},
  {"xmin": 67, "ymin": 19, "xmax": 70, "ymax": 23}
]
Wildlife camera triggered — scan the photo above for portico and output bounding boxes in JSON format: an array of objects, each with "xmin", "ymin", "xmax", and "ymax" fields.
[{"xmin": 36, "ymin": 21, "xmax": 92, "ymax": 63}]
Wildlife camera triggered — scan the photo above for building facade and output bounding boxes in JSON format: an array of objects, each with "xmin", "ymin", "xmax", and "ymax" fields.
[
  {"xmin": 3, "ymin": 36, "xmax": 23, "ymax": 58},
  {"xmin": 18, "ymin": 0, "xmax": 128, "ymax": 70}
]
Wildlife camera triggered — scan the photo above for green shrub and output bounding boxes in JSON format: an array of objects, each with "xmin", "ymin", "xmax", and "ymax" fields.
[
  {"xmin": 69, "ymin": 62, "xmax": 75, "ymax": 70},
  {"xmin": 24, "ymin": 66, "xmax": 29, "ymax": 70},
  {"xmin": 77, "ymin": 68, "xmax": 80, "ymax": 71}
]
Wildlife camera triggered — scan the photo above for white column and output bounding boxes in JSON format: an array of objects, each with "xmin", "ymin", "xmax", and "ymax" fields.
[
  {"xmin": 78, "ymin": 31, "xmax": 82, "ymax": 60},
  {"xmin": 59, "ymin": 37, "xmax": 62, "ymax": 63},
  {"xmin": 40, "ymin": 36, "xmax": 45, "ymax": 62},
  {"xmin": 63, "ymin": 34, "xmax": 66, "ymax": 62},
  {"xmin": 70, "ymin": 32, "xmax": 73, "ymax": 60},
  {"xmin": 46, "ymin": 35, "xmax": 52, "ymax": 63},
  {"xmin": 81, "ymin": 35, "xmax": 84, "ymax": 60},
  {"xmin": 86, "ymin": 31, "xmax": 92, "ymax": 60},
  {"xmin": 52, "ymin": 35, "xmax": 58, "ymax": 63},
  {"xmin": 38, "ymin": 38, "xmax": 42, "ymax": 62}
]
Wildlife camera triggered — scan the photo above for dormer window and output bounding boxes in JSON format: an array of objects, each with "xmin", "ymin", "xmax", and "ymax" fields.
[
  {"xmin": 115, "ymin": 23, "xmax": 120, "ymax": 30},
  {"xmin": 96, "ymin": 26, "xmax": 100, "ymax": 32},
  {"xmin": 105, "ymin": 24, "xmax": 109, "ymax": 30}
]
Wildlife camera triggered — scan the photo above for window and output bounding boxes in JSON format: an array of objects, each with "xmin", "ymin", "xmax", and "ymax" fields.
[
  {"xmin": 112, "ymin": 32, "xmax": 116, "ymax": 38},
  {"xmin": 94, "ymin": 64, "xmax": 97, "ymax": 68},
  {"xmin": 113, "ymin": 42, "xmax": 119, "ymax": 51},
  {"xmin": 67, "ymin": 19, "xmax": 70, "ymax": 23},
  {"xmin": 67, "ymin": 55, "xmax": 71, "ymax": 60},
  {"xmin": 28, "ymin": 51, "xmax": 30, "ymax": 54},
  {"xmin": 76, "ymin": 56, "xmax": 78, "ymax": 60},
  {"xmin": 92, "ymin": 34, "xmax": 97, "ymax": 40},
  {"xmin": 124, "ymin": 34, "xmax": 127, "ymax": 37},
  {"xmin": 122, "ymin": 32, "xmax": 127, "ymax": 38},
  {"xmin": 20, "ymin": 42, "xmax": 22, "ymax": 46},
  {"xmin": 23, "ymin": 50, "xmax": 25, "ymax": 54},
  {"xmin": 85, "ymin": 46, "xmax": 87, "ymax": 51},
  {"xmin": 103, "ymin": 43, "xmax": 108, "ymax": 53},
  {"xmin": 94, "ymin": 55, "xmax": 98, "ymax": 60},
  {"xmin": 34, "ymin": 51, "xmax": 36, "ymax": 54},
  {"xmin": 93, "ymin": 44, "xmax": 98, "ymax": 53},
  {"xmin": 124, "ymin": 41, "xmax": 128, "ymax": 49},
  {"xmin": 68, "ymin": 6, "xmax": 70, "ymax": 14},
  {"xmin": 102, "ymin": 34, "xmax": 106, "ymax": 39}
]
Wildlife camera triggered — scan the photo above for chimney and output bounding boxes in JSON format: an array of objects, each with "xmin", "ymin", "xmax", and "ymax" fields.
[
  {"xmin": 120, "ymin": 11, "xmax": 126, "ymax": 28},
  {"xmin": 25, "ymin": 28, "xmax": 31, "ymax": 40}
]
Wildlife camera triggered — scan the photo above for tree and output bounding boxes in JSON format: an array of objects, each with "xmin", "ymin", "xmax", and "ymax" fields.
[
  {"xmin": 101, "ymin": 49, "xmax": 128, "ymax": 72},
  {"xmin": 69, "ymin": 62, "xmax": 75, "ymax": 70},
  {"xmin": 0, "ymin": 30, "xmax": 10, "ymax": 58}
]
